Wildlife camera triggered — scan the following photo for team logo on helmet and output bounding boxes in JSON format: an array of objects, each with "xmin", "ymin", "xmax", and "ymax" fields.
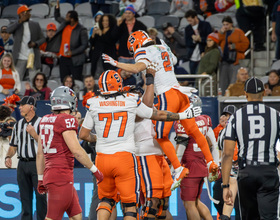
[
  {"xmin": 98, "ymin": 70, "xmax": 123, "ymax": 95},
  {"xmin": 127, "ymin": 30, "xmax": 153, "ymax": 54},
  {"xmin": 50, "ymin": 86, "xmax": 77, "ymax": 111}
]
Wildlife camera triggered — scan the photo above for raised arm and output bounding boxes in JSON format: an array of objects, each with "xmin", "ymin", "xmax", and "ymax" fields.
[{"xmin": 102, "ymin": 53, "xmax": 147, "ymax": 73}]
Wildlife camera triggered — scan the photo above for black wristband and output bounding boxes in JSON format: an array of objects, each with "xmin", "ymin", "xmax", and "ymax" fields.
[
  {"xmin": 5, "ymin": 156, "xmax": 11, "ymax": 160},
  {"xmin": 146, "ymin": 73, "xmax": 154, "ymax": 85},
  {"xmin": 221, "ymin": 184, "xmax": 230, "ymax": 189}
]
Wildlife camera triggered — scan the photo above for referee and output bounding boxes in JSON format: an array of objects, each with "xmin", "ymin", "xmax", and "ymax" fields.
[
  {"xmin": 5, "ymin": 96, "xmax": 47, "ymax": 220},
  {"xmin": 222, "ymin": 77, "xmax": 280, "ymax": 220}
]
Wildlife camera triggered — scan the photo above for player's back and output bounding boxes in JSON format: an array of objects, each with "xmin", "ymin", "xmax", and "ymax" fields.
[
  {"xmin": 134, "ymin": 45, "xmax": 179, "ymax": 95},
  {"xmin": 135, "ymin": 118, "xmax": 163, "ymax": 156},
  {"xmin": 87, "ymin": 93, "xmax": 140, "ymax": 154},
  {"xmin": 40, "ymin": 113, "xmax": 78, "ymax": 184}
]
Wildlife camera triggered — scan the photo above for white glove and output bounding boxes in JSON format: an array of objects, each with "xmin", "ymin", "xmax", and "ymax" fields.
[
  {"xmin": 147, "ymin": 62, "xmax": 160, "ymax": 72},
  {"xmin": 102, "ymin": 53, "xmax": 118, "ymax": 67},
  {"xmin": 178, "ymin": 104, "xmax": 202, "ymax": 120}
]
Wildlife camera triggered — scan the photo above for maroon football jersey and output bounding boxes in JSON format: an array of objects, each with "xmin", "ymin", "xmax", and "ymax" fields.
[
  {"xmin": 174, "ymin": 115, "xmax": 212, "ymax": 177},
  {"xmin": 39, "ymin": 113, "xmax": 78, "ymax": 184}
]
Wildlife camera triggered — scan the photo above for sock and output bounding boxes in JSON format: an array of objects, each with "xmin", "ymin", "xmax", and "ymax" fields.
[{"xmin": 156, "ymin": 137, "xmax": 181, "ymax": 169}]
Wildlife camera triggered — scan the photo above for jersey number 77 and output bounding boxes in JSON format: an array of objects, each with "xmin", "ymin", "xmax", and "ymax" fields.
[{"xmin": 98, "ymin": 111, "xmax": 128, "ymax": 138}]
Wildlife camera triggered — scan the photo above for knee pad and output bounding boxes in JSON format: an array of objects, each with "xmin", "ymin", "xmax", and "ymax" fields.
[
  {"xmin": 96, "ymin": 197, "xmax": 115, "ymax": 214},
  {"xmin": 219, "ymin": 215, "xmax": 231, "ymax": 220},
  {"xmin": 156, "ymin": 198, "xmax": 169, "ymax": 219},
  {"xmin": 141, "ymin": 198, "xmax": 159, "ymax": 219},
  {"xmin": 122, "ymin": 202, "xmax": 138, "ymax": 218}
]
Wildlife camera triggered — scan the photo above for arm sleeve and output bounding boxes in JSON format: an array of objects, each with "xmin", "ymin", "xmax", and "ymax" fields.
[
  {"xmin": 13, "ymin": 71, "xmax": 21, "ymax": 92},
  {"xmin": 9, "ymin": 124, "xmax": 18, "ymax": 147},
  {"xmin": 207, "ymin": 127, "xmax": 219, "ymax": 164},
  {"xmin": 82, "ymin": 111, "xmax": 95, "ymax": 130},
  {"xmin": 136, "ymin": 102, "xmax": 153, "ymax": 119},
  {"xmin": 172, "ymin": 31, "xmax": 186, "ymax": 47},
  {"xmin": 34, "ymin": 23, "xmax": 46, "ymax": 47},
  {"xmin": 71, "ymin": 28, "xmax": 88, "ymax": 55},
  {"xmin": 224, "ymin": 114, "xmax": 237, "ymax": 141},
  {"xmin": 6, "ymin": 22, "xmax": 21, "ymax": 34},
  {"xmin": 233, "ymin": 30, "xmax": 250, "ymax": 53}
]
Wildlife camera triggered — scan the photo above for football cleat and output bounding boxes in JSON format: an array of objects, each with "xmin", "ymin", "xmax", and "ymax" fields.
[{"xmin": 171, "ymin": 166, "xmax": 189, "ymax": 191}]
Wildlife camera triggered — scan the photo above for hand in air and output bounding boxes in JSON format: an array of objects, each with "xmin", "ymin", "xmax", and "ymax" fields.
[{"xmin": 102, "ymin": 54, "xmax": 118, "ymax": 67}]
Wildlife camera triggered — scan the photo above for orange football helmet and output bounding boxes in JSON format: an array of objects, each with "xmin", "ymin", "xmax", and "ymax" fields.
[
  {"xmin": 98, "ymin": 70, "xmax": 123, "ymax": 94},
  {"xmin": 127, "ymin": 30, "xmax": 153, "ymax": 54}
]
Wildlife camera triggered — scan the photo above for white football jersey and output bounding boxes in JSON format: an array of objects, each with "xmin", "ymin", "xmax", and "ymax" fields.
[
  {"xmin": 135, "ymin": 119, "xmax": 163, "ymax": 156},
  {"xmin": 134, "ymin": 44, "xmax": 180, "ymax": 95},
  {"xmin": 82, "ymin": 93, "xmax": 153, "ymax": 154}
]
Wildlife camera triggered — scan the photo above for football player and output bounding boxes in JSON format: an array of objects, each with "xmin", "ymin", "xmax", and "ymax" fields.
[
  {"xmin": 102, "ymin": 30, "xmax": 218, "ymax": 190},
  {"xmin": 79, "ymin": 69, "xmax": 199, "ymax": 220},
  {"xmin": 174, "ymin": 94, "xmax": 218, "ymax": 220},
  {"xmin": 36, "ymin": 86, "xmax": 103, "ymax": 220}
]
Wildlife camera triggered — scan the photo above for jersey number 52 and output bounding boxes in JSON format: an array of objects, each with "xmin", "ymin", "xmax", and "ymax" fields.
[{"xmin": 40, "ymin": 124, "xmax": 57, "ymax": 153}]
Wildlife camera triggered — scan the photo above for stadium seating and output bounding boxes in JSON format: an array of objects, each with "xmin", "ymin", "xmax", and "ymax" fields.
[
  {"xmin": 0, "ymin": 18, "xmax": 10, "ymax": 27},
  {"xmin": 47, "ymin": 80, "xmax": 60, "ymax": 91},
  {"xmin": 271, "ymin": 60, "xmax": 280, "ymax": 70},
  {"xmin": 156, "ymin": 15, "xmax": 180, "ymax": 29},
  {"xmin": 49, "ymin": 2, "xmax": 73, "ymax": 18},
  {"xmin": 137, "ymin": 16, "xmax": 155, "ymax": 29},
  {"xmin": 146, "ymin": 1, "xmax": 170, "ymax": 16},
  {"xmin": 75, "ymin": 2, "xmax": 92, "ymax": 18},
  {"xmin": 80, "ymin": 17, "xmax": 94, "ymax": 31},
  {"xmin": 1, "ymin": 4, "xmax": 20, "ymax": 21},
  {"xmin": 29, "ymin": 3, "xmax": 50, "ymax": 18}
]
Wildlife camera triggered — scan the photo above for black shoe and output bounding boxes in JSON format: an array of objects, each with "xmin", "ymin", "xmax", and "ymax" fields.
[{"xmin": 219, "ymin": 215, "xmax": 231, "ymax": 220}]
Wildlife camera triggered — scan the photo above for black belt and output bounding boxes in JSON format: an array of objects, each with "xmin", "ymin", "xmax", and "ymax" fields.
[
  {"xmin": 18, "ymin": 157, "xmax": 36, "ymax": 162},
  {"xmin": 246, "ymin": 160, "xmax": 277, "ymax": 166}
]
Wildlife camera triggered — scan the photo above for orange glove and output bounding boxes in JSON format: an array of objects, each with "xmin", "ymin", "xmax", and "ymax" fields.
[
  {"xmin": 207, "ymin": 160, "xmax": 218, "ymax": 174},
  {"xmin": 207, "ymin": 161, "xmax": 219, "ymax": 182}
]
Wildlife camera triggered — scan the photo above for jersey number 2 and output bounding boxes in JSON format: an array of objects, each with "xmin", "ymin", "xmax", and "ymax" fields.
[
  {"xmin": 99, "ymin": 112, "xmax": 128, "ymax": 138},
  {"xmin": 161, "ymin": 52, "xmax": 172, "ymax": 72}
]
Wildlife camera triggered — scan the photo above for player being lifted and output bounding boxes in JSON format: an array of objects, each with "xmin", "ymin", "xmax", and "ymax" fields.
[
  {"xmin": 79, "ymin": 69, "xmax": 200, "ymax": 220},
  {"xmin": 102, "ymin": 30, "xmax": 218, "ymax": 189},
  {"xmin": 36, "ymin": 86, "xmax": 103, "ymax": 220}
]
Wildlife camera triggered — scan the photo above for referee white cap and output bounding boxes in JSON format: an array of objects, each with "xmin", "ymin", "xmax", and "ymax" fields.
[{"xmin": 244, "ymin": 77, "xmax": 264, "ymax": 94}]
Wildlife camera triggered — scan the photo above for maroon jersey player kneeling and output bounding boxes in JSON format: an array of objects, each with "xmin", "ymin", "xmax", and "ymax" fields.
[{"xmin": 36, "ymin": 86, "xmax": 103, "ymax": 220}]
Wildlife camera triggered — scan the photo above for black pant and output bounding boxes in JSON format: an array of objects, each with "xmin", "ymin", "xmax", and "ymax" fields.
[
  {"xmin": 238, "ymin": 165, "xmax": 279, "ymax": 220},
  {"xmin": 17, "ymin": 160, "xmax": 47, "ymax": 220},
  {"xmin": 213, "ymin": 177, "xmax": 241, "ymax": 219},
  {"xmin": 59, "ymin": 56, "xmax": 83, "ymax": 82},
  {"xmin": 236, "ymin": 6, "xmax": 266, "ymax": 47}
]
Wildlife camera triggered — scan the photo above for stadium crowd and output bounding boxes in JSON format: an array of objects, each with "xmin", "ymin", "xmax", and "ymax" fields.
[{"xmin": 0, "ymin": 0, "xmax": 280, "ymax": 220}]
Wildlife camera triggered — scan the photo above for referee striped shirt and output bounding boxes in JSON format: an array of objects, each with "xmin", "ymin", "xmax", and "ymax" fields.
[
  {"xmin": 224, "ymin": 102, "xmax": 280, "ymax": 164},
  {"xmin": 10, "ymin": 115, "xmax": 41, "ymax": 159}
]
